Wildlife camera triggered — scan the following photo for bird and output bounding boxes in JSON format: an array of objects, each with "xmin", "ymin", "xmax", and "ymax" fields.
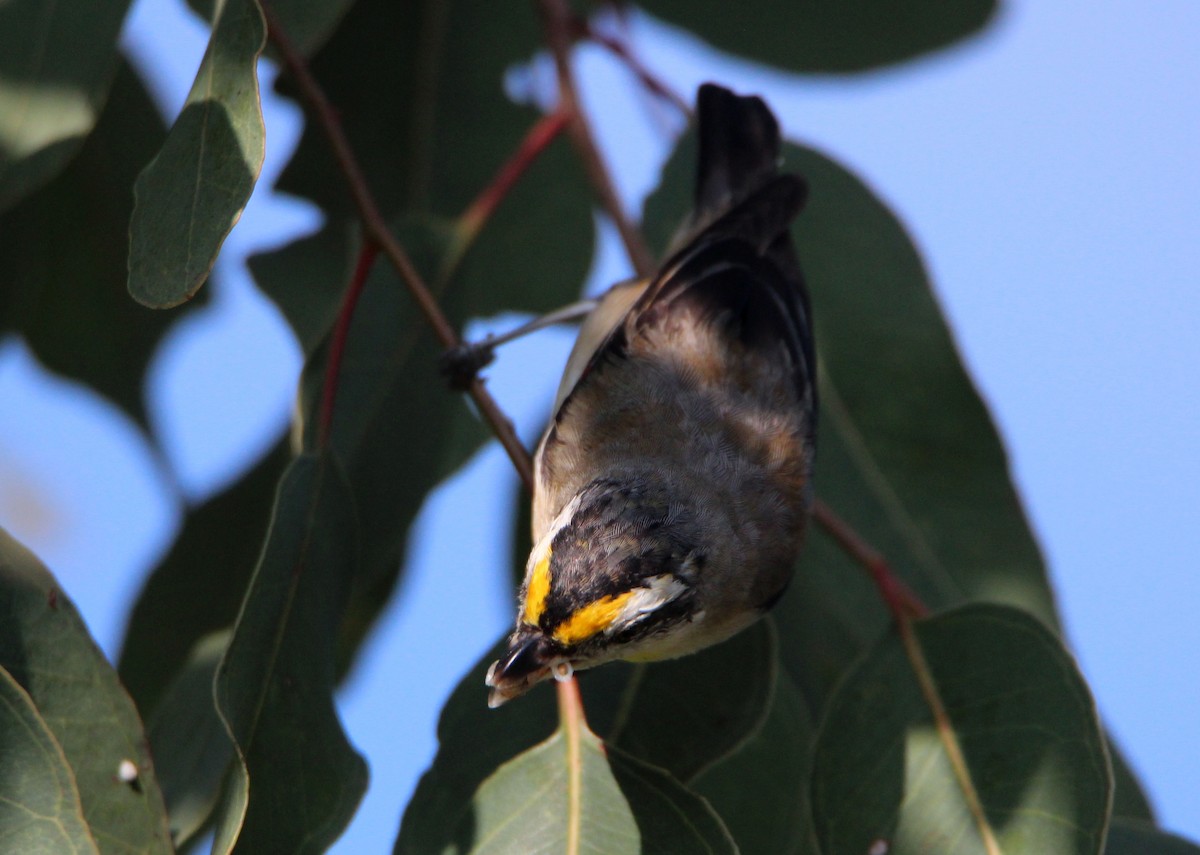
[{"xmin": 485, "ymin": 83, "xmax": 816, "ymax": 708}]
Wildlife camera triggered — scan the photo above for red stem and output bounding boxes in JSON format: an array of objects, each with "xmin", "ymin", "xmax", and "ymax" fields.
[
  {"xmin": 812, "ymin": 500, "xmax": 929, "ymax": 621},
  {"xmin": 317, "ymin": 240, "xmax": 379, "ymax": 449},
  {"xmin": 459, "ymin": 107, "xmax": 572, "ymax": 241}
]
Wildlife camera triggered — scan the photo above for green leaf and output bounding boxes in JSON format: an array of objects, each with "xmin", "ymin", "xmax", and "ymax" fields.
[
  {"xmin": 588, "ymin": 619, "xmax": 776, "ymax": 783},
  {"xmin": 210, "ymin": 453, "xmax": 367, "ymax": 854},
  {"xmin": 395, "ymin": 639, "xmax": 559, "ymax": 854},
  {"xmin": 692, "ymin": 667, "xmax": 818, "ymax": 855},
  {"xmin": 188, "ymin": 0, "xmax": 354, "ymax": 56},
  {"xmin": 1104, "ymin": 819, "xmax": 1200, "ymax": 855},
  {"xmin": 249, "ymin": 0, "xmax": 596, "ymax": 680},
  {"xmin": 644, "ymin": 123, "xmax": 1155, "ymax": 817},
  {"xmin": 145, "ymin": 630, "xmax": 234, "ymax": 848},
  {"xmin": 278, "ymin": 221, "xmax": 492, "ymax": 674},
  {"xmin": 0, "ymin": 665, "xmax": 98, "ymax": 854},
  {"xmin": 265, "ymin": 0, "xmax": 594, "ymax": 318},
  {"xmin": 442, "ymin": 691, "xmax": 735, "ymax": 854},
  {"xmin": 118, "ymin": 436, "xmax": 289, "ymax": 718},
  {"xmin": 398, "ymin": 624, "xmax": 776, "ymax": 852},
  {"xmin": 811, "ymin": 604, "xmax": 1110, "ymax": 855},
  {"xmin": 634, "ymin": 0, "xmax": 996, "ymax": 73},
  {"xmin": 0, "ymin": 60, "xmax": 209, "ymax": 431},
  {"xmin": 129, "ymin": 0, "xmax": 266, "ymax": 308},
  {"xmin": 0, "ymin": 526, "xmax": 173, "ymax": 854},
  {"xmin": 0, "ymin": 0, "xmax": 133, "ymax": 211}
]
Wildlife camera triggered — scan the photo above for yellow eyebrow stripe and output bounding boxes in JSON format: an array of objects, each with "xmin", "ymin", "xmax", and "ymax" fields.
[
  {"xmin": 522, "ymin": 546, "xmax": 552, "ymax": 626},
  {"xmin": 552, "ymin": 590, "xmax": 636, "ymax": 646}
]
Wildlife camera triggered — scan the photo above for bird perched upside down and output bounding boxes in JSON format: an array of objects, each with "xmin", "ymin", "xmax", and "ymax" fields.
[{"xmin": 486, "ymin": 83, "xmax": 816, "ymax": 707}]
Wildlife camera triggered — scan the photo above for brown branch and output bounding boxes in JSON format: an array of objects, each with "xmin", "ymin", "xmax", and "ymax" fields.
[
  {"xmin": 536, "ymin": 0, "xmax": 655, "ymax": 278},
  {"xmin": 317, "ymin": 240, "xmax": 379, "ymax": 449},
  {"xmin": 812, "ymin": 500, "xmax": 929, "ymax": 621},
  {"xmin": 262, "ymin": 2, "xmax": 535, "ymax": 490}
]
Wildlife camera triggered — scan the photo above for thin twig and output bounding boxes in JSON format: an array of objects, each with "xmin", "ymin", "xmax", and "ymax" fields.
[
  {"xmin": 572, "ymin": 16, "xmax": 691, "ymax": 117},
  {"xmin": 262, "ymin": 2, "xmax": 535, "ymax": 490},
  {"xmin": 439, "ymin": 106, "xmax": 572, "ymax": 287},
  {"xmin": 536, "ymin": 0, "xmax": 655, "ymax": 278}
]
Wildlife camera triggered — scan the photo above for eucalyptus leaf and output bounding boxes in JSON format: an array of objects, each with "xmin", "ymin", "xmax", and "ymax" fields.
[
  {"xmin": 210, "ymin": 453, "xmax": 367, "ymax": 853},
  {"xmin": 643, "ymin": 122, "xmax": 1154, "ymax": 817},
  {"xmin": 0, "ymin": 61, "xmax": 208, "ymax": 431},
  {"xmin": 0, "ymin": 0, "xmax": 133, "ymax": 210},
  {"xmin": 146, "ymin": 630, "xmax": 234, "ymax": 848},
  {"xmin": 129, "ymin": 0, "xmax": 266, "ymax": 308},
  {"xmin": 397, "ymin": 622, "xmax": 776, "ymax": 851},
  {"xmin": 188, "ymin": 0, "xmax": 354, "ymax": 55},
  {"xmin": 0, "ymin": 665, "xmax": 98, "ymax": 854},
  {"xmin": 634, "ymin": 0, "xmax": 996, "ymax": 73},
  {"xmin": 692, "ymin": 667, "xmax": 818, "ymax": 855},
  {"xmin": 810, "ymin": 604, "xmax": 1110, "ymax": 855},
  {"xmin": 1104, "ymin": 819, "xmax": 1200, "ymax": 854},
  {"xmin": 444, "ymin": 698, "xmax": 736, "ymax": 854},
  {"xmin": 588, "ymin": 619, "xmax": 776, "ymax": 783},
  {"xmin": 119, "ymin": 435, "xmax": 289, "ymax": 718},
  {"xmin": 266, "ymin": 0, "xmax": 593, "ymax": 319},
  {"xmin": 0, "ymin": 527, "xmax": 173, "ymax": 854}
]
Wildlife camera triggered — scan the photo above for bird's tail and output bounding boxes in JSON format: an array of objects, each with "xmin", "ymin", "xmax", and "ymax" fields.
[
  {"xmin": 694, "ymin": 83, "xmax": 782, "ymax": 217},
  {"xmin": 665, "ymin": 83, "xmax": 790, "ymax": 254}
]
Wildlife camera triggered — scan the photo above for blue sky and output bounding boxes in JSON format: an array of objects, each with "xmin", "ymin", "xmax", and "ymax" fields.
[{"xmin": 0, "ymin": 0, "xmax": 1196, "ymax": 849}]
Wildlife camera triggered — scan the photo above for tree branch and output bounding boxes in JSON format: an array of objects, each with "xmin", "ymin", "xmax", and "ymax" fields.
[
  {"xmin": 262, "ymin": 2, "xmax": 534, "ymax": 490},
  {"xmin": 536, "ymin": 0, "xmax": 656, "ymax": 278}
]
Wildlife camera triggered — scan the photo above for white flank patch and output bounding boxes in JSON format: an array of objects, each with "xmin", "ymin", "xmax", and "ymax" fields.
[{"xmin": 609, "ymin": 574, "xmax": 689, "ymax": 633}]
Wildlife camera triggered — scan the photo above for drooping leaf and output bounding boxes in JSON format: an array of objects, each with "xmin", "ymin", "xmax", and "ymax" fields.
[
  {"xmin": 273, "ymin": 221, "xmax": 491, "ymax": 674},
  {"xmin": 0, "ymin": 60, "xmax": 209, "ymax": 432},
  {"xmin": 439, "ymin": 689, "xmax": 735, "ymax": 855},
  {"xmin": 633, "ymin": 0, "xmax": 996, "ymax": 73},
  {"xmin": 0, "ymin": 0, "xmax": 133, "ymax": 211},
  {"xmin": 129, "ymin": 0, "xmax": 266, "ymax": 308},
  {"xmin": 397, "ymin": 622, "xmax": 776, "ymax": 852},
  {"xmin": 642, "ymin": 123, "xmax": 1154, "ymax": 816},
  {"xmin": 210, "ymin": 453, "xmax": 367, "ymax": 853},
  {"xmin": 0, "ymin": 665, "xmax": 98, "ymax": 854},
  {"xmin": 692, "ymin": 668, "xmax": 818, "ymax": 855},
  {"xmin": 1104, "ymin": 819, "xmax": 1200, "ymax": 855},
  {"xmin": 395, "ymin": 638, "xmax": 558, "ymax": 854},
  {"xmin": 248, "ymin": 0, "xmax": 596, "ymax": 681},
  {"xmin": 587, "ymin": 619, "xmax": 776, "ymax": 783},
  {"xmin": 0, "ymin": 527, "xmax": 173, "ymax": 854},
  {"xmin": 118, "ymin": 435, "xmax": 289, "ymax": 718},
  {"xmin": 188, "ymin": 0, "xmax": 355, "ymax": 56},
  {"xmin": 810, "ymin": 604, "xmax": 1110, "ymax": 855},
  {"xmin": 145, "ymin": 630, "xmax": 234, "ymax": 849}
]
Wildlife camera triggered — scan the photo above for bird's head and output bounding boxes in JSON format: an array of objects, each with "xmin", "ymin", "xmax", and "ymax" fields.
[{"xmin": 486, "ymin": 478, "xmax": 703, "ymax": 707}]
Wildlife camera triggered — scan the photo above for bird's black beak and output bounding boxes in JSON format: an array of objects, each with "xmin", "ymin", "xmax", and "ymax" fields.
[{"xmin": 485, "ymin": 632, "xmax": 559, "ymax": 708}]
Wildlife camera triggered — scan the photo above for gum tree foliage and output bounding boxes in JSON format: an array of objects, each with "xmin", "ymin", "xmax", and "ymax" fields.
[{"xmin": 0, "ymin": 0, "xmax": 1195, "ymax": 853}]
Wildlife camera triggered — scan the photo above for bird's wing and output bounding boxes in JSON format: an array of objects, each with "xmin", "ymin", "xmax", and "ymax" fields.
[{"xmin": 532, "ymin": 84, "xmax": 815, "ymax": 535}]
